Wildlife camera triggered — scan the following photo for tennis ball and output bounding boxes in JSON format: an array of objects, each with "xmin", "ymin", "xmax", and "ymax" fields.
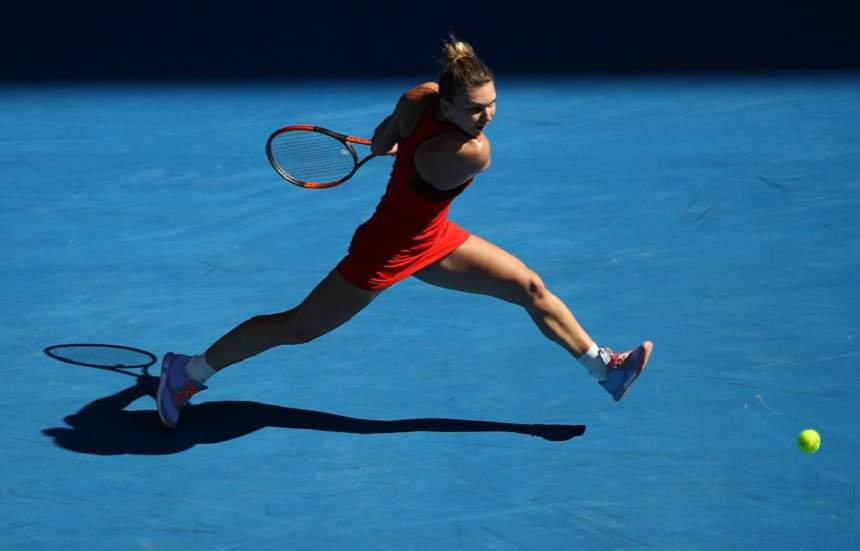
[{"xmin": 797, "ymin": 429, "xmax": 821, "ymax": 454}]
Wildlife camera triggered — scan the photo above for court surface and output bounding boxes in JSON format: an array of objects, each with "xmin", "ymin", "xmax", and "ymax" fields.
[{"xmin": 2, "ymin": 75, "xmax": 859, "ymax": 550}]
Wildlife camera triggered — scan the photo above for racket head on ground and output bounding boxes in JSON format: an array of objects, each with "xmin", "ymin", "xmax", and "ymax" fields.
[{"xmin": 266, "ymin": 125, "xmax": 374, "ymax": 189}]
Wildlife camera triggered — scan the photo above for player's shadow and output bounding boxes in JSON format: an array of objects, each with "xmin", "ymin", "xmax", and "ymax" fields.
[{"xmin": 42, "ymin": 375, "xmax": 585, "ymax": 455}]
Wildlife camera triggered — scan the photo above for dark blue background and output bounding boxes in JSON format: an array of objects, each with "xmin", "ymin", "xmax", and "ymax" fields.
[{"xmin": 3, "ymin": 1, "xmax": 859, "ymax": 79}]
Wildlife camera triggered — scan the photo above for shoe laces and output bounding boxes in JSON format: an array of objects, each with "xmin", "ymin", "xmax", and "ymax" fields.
[
  {"xmin": 173, "ymin": 380, "xmax": 203, "ymax": 408},
  {"xmin": 603, "ymin": 347, "xmax": 630, "ymax": 370}
]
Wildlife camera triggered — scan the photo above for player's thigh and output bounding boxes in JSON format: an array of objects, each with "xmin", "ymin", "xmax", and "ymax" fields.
[{"xmin": 414, "ymin": 234, "xmax": 542, "ymax": 306}]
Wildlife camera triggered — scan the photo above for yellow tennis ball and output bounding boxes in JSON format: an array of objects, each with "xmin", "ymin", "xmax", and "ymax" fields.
[{"xmin": 797, "ymin": 429, "xmax": 821, "ymax": 454}]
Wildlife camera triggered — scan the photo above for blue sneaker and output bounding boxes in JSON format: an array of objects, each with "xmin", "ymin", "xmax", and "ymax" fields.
[
  {"xmin": 599, "ymin": 341, "xmax": 653, "ymax": 402},
  {"xmin": 157, "ymin": 353, "xmax": 207, "ymax": 429}
]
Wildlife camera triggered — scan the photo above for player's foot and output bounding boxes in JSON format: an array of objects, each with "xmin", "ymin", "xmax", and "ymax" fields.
[
  {"xmin": 156, "ymin": 352, "xmax": 207, "ymax": 429},
  {"xmin": 599, "ymin": 341, "xmax": 653, "ymax": 401}
]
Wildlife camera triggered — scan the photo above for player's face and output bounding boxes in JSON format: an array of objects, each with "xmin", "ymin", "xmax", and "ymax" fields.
[{"xmin": 441, "ymin": 81, "xmax": 496, "ymax": 137}]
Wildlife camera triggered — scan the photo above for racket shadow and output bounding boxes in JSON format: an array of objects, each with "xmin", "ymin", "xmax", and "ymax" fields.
[{"xmin": 42, "ymin": 376, "xmax": 585, "ymax": 455}]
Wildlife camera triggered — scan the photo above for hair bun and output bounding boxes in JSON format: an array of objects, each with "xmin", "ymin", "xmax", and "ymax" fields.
[
  {"xmin": 437, "ymin": 35, "xmax": 494, "ymax": 101},
  {"xmin": 444, "ymin": 40, "xmax": 475, "ymax": 66}
]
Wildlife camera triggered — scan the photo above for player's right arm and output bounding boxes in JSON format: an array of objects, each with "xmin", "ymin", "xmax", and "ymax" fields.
[
  {"xmin": 371, "ymin": 82, "xmax": 438, "ymax": 156},
  {"xmin": 371, "ymin": 105, "xmax": 402, "ymax": 156}
]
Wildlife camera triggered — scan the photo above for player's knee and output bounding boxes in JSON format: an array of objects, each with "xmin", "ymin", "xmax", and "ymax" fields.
[
  {"xmin": 518, "ymin": 269, "xmax": 548, "ymax": 307},
  {"xmin": 262, "ymin": 311, "xmax": 321, "ymax": 345}
]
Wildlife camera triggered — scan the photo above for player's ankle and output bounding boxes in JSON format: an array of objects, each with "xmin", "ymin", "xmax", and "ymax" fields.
[
  {"xmin": 185, "ymin": 354, "xmax": 216, "ymax": 384},
  {"xmin": 577, "ymin": 342, "xmax": 608, "ymax": 382}
]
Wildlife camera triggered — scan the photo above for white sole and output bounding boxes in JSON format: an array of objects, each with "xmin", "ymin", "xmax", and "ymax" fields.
[{"xmin": 617, "ymin": 341, "xmax": 653, "ymax": 401}]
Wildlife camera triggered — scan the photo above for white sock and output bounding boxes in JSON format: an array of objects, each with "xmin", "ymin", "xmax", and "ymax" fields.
[
  {"xmin": 578, "ymin": 342, "xmax": 608, "ymax": 382},
  {"xmin": 185, "ymin": 354, "xmax": 216, "ymax": 384}
]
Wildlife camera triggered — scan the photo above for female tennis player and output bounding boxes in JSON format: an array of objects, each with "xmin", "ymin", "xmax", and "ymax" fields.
[{"xmin": 157, "ymin": 37, "xmax": 653, "ymax": 429}]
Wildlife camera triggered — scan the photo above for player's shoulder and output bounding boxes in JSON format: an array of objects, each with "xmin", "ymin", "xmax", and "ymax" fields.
[
  {"xmin": 393, "ymin": 83, "xmax": 438, "ymax": 137},
  {"xmin": 452, "ymin": 133, "xmax": 491, "ymax": 173},
  {"xmin": 403, "ymin": 82, "xmax": 439, "ymax": 103},
  {"xmin": 398, "ymin": 82, "xmax": 438, "ymax": 113},
  {"xmin": 417, "ymin": 132, "xmax": 491, "ymax": 188},
  {"xmin": 425, "ymin": 127, "xmax": 491, "ymax": 165}
]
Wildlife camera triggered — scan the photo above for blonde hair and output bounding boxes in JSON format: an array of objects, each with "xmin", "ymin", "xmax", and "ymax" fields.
[{"xmin": 438, "ymin": 35, "xmax": 494, "ymax": 102}]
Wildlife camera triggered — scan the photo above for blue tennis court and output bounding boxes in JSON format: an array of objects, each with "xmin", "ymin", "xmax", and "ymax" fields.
[{"xmin": 3, "ymin": 75, "xmax": 859, "ymax": 549}]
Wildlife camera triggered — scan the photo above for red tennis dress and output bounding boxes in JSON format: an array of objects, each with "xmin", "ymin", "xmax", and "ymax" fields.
[{"xmin": 336, "ymin": 96, "xmax": 474, "ymax": 291}]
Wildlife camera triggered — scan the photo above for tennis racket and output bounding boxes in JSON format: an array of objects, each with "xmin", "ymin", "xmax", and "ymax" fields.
[{"xmin": 266, "ymin": 125, "xmax": 376, "ymax": 189}]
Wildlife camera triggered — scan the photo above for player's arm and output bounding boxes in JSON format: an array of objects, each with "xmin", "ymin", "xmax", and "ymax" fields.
[
  {"xmin": 371, "ymin": 82, "xmax": 438, "ymax": 156},
  {"xmin": 415, "ymin": 136, "xmax": 491, "ymax": 191},
  {"xmin": 371, "ymin": 102, "xmax": 403, "ymax": 156}
]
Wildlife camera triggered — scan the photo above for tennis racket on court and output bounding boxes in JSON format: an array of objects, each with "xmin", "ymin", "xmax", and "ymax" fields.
[{"xmin": 266, "ymin": 125, "xmax": 376, "ymax": 189}]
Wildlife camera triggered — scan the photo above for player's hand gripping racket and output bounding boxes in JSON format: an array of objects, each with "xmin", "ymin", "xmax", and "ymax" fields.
[{"xmin": 266, "ymin": 125, "xmax": 376, "ymax": 189}]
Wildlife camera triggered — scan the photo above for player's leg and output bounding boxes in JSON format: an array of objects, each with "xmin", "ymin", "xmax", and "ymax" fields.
[
  {"xmin": 413, "ymin": 234, "xmax": 651, "ymax": 400},
  {"xmin": 415, "ymin": 235, "xmax": 594, "ymax": 356},
  {"xmin": 157, "ymin": 269, "xmax": 378, "ymax": 428},
  {"xmin": 205, "ymin": 269, "xmax": 379, "ymax": 370}
]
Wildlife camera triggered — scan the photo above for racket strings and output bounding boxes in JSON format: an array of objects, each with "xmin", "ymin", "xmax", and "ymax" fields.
[{"xmin": 269, "ymin": 131, "xmax": 356, "ymax": 184}]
